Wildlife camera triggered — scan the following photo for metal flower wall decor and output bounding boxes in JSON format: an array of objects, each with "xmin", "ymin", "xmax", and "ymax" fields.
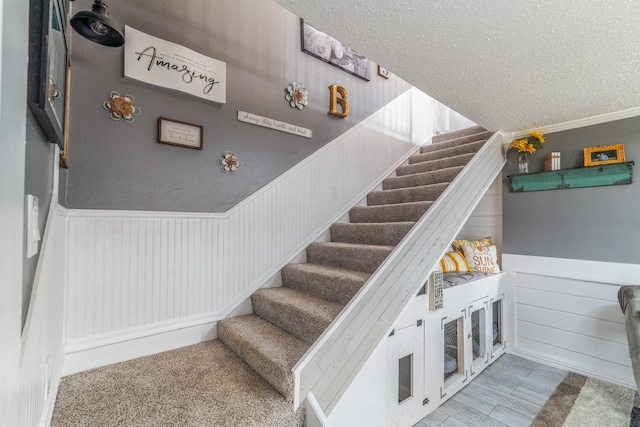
[
  {"xmin": 285, "ymin": 81, "xmax": 308, "ymax": 110},
  {"xmin": 220, "ymin": 152, "xmax": 241, "ymax": 173},
  {"xmin": 103, "ymin": 91, "xmax": 141, "ymax": 123}
]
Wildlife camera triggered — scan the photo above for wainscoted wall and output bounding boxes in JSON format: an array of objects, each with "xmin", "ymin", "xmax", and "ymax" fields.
[
  {"xmin": 502, "ymin": 115, "xmax": 640, "ymax": 388},
  {"xmin": 63, "ymin": 89, "xmax": 435, "ymax": 374},
  {"xmin": 504, "ymin": 254, "xmax": 634, "ymax": 389},
  {"xmin": 19, "ymin": 200, "xmax": 67, "ymax": 426}
]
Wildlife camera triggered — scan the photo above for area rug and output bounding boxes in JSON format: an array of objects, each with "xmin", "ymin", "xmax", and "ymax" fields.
[{"xmin": 531, "ymin": 372, "xmax": 638, "ymax": 427}]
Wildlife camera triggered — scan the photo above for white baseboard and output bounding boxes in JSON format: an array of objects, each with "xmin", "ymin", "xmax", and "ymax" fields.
[
  {"xmin": 62, "ymin": 320, "xmax": 217, "ymax": 376},
  {"xmin": 508, "ymin": 346, "xmax": 636, "ymax": 390},
  {"xmin": 43, "ymin": 349, "xmax": 65, "ymax": 427}
]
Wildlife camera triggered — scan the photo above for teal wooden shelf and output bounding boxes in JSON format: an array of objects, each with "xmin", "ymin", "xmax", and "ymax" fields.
[{"xmin": 508, "ymin": 161, "xmax": 634, "ymax": 192}]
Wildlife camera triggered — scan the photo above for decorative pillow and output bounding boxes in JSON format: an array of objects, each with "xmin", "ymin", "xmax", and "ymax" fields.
[
  {"xmin": 452, "ymin": 237, "xmax": 493, "ymax": 252},
  {"xmin": 461, "ymin": 245, "xmax": 501, "ymax": 273},
  {"xmin": 440, "ymin": 251, "xmax": 471, "ymax": 273}
]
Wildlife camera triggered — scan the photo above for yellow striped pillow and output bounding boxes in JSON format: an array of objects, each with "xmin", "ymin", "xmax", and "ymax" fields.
[
  {"xmin": 452, "ymin": 237, "xmax": 493, "ymax": 252},
  {"xmin": 440, "ymin": 251, "xmax": 471, "ymax": 273}
]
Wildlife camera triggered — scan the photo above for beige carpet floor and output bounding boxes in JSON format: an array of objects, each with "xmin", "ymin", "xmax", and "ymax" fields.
[{"xmin": 51, "ymin": 340, "xmax": 304, "ymax": 427}]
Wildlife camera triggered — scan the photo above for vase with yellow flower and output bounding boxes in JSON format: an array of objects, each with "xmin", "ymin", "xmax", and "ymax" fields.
[{"xmin": 510, "ymin": 131, "xmax": 545, "ymax": 174}]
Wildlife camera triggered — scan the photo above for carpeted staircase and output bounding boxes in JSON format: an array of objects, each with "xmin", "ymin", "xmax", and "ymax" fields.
[
  {"xmin": 51, "ymin": 126, "xmax": 494, "ymax": 427},
  {"xmin": 217, "ymin": 125, "xmax": 493, "ymax": 424}
]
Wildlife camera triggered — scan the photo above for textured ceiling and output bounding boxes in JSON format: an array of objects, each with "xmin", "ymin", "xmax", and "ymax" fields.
[{"xmin": 275, "ymin": 0, "xmax": 640, "ymax": 132}]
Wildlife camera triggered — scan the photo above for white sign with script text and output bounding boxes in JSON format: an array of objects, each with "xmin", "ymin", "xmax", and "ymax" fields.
[
  {"xmin": 124, "ymin": 26, "xmax": 226, "ymax": 103},
  {"xmin": 237, "ymin": 111, "xmax": 312, "ymax": 139}
]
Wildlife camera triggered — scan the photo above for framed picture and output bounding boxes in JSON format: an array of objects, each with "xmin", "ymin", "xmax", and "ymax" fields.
[
  {"xmin": 28, "ymin": 0, "xmax": 69, "ymax": 148},
  {"xmin": 300, "ymin": 19, "xmax": 371, "ymax": 81},
  {"xmin": 583, "ymin": 143, "xmax": 626, "ymax": 167},
  {"xmin": 377, "ymin": 65, "xmax": 390, "ymax": 80},
  {"xmin": 158, "ymin": 117, "xmax": 203, "ymax": 150}
]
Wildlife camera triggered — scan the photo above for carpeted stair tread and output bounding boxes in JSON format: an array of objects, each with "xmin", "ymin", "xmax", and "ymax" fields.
[
  {"xmin": 217, "ymin": 314, "xmax": 309, "ymax": 402},
  {"xmin": 281, "ymin": 263, "xmax": 369, "ymax": 305},
  {"xmin": 50, "ymin": 340, "xmax": 305, "ymax": 427},
  {"xmin": 432, "ymin": 125, "xmax": 487, "ymax": 143},
  {"xmin": 420, "ymin": 131, "xmax": 493, "ymax": 154},
  {"xmin": 252, "ymin": 287, "xmax": 343, "ymax": 343},
  {"xmin": 50, "ymin": 124, "xmax": 489, "ymax": 427},
  {"xmin": 330, "ymin": 221, "xmax": 415, "ymax": 246},
  {"xmin": 367, "ymin": 182, "xmax": 448, "ymax": 206},
  {"xmin": 409, "ymin": 140, "xmax": 486, "ymax": 164},
  {"xmin": 306, "ymin": 241, "xmax": 394, "ymax": 273},
  {"xmin": 396, "ymin": 153, "xmax": 475, "ymax": 177},
  {"xmin": 349, "ymin": 201, "xmax": 433, "ymax": 223},
  {"xmin": 382, "ymin": 166, "xmax": 463, "ymax": 190}
]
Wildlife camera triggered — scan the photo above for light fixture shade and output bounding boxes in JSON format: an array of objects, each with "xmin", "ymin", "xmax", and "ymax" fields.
[{"xmin": 70, "ymin": 0, "xmax": 124, "ymax": 47}]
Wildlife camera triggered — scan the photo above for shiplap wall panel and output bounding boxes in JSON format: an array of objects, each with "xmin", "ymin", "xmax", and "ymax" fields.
[
  {"xmin": 516, "ymin": 273, "xmax": 620, "ymax": 301},
  {"xmin": 516, "ymin": 336, "xmax": 632, "ymax": 384},
  {"xmin": 517, "ymin": 305, "xmax": 627, "ymax": 345},
  {"xmin": 457, "ymin": 177, "xmax": 503, "ymax": 257},
  {"xmin": 504, "ymin": 254, "xmax": 635, "ymax": 389},
  {"xmin": 515, "ymin": 285, "xmax": 622, "ymax": 323},
  {"xmin": 65, "ymin": 89, "xmax": 431, "ymax": 346},
  {"xmin": 517, "ymin": 321, "xmax": 630, "ymax": 366}
]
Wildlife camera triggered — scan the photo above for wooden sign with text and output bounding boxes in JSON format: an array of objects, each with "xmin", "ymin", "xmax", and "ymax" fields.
[{"xmin": 124, "ymin": 26, "xmax": 226, "ymax": 103}]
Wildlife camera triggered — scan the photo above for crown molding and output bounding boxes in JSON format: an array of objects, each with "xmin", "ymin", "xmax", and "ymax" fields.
[{"xmin": 511, "ymin": 106, "xmax": 640, "ymax": 139}]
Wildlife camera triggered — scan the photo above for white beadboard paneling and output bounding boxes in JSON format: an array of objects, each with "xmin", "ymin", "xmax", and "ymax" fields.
[
  {"xmin": 19, "ymin": 203, "xmax": 66, "ymax": 426},
  {"xmin": 64, "ymin": 89, "xmax": 430, "ymax": 365},
  {"xmin": 504, "ymin": 254, "xmax": 635, "ymax": 390}
]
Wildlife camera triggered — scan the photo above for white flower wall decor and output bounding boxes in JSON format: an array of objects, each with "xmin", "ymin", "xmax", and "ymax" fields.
[
  {"xmin": 285, "ymin": 81, "xmax": 309, "ymax": 110},
  {"xmin": 220, "ymin": 152, "xmax": 240, "ymax": 173}
]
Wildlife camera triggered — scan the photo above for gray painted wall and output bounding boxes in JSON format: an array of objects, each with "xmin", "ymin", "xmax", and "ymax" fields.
[
  {"xmin": 64, "ymin": 0, "xmax": 411, "ymax": 212},
  {"xmin": 23, "ymin": 111, "xmax": 56, "ymax": 327},
  {"xmin": 502, "ymin": 116, "xmax": 640, "ymax": 263}
]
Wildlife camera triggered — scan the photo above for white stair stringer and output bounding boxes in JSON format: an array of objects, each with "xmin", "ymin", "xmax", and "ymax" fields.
[{"xmin": 292, "ymin": 131, "xmax": 508, "ymax": 414}]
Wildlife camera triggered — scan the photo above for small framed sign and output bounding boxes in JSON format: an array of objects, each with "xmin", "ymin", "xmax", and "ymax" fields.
[
  {"xmin": 377, "ymin": 65, "xmax": 390, "ymax": 79},
  {"xmin": 429, "ymin": 271, "xmax": 444, "ymax": 311},
  {"xmin": 158, "ymin": 117, "xmax": 203, "ymax": 150}
]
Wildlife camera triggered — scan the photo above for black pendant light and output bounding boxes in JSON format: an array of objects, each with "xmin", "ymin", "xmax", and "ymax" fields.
[{"xmin": 70, "ymin": 0, "xmax": 124, "ymax": 47}]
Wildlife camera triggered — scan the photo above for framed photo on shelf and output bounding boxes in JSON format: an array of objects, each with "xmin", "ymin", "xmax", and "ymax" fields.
[
  {"xmin": 158, "ymin": 117, "xmax": 203, "ymax": 150},
  {"xmin": 27, "ymin": 0, "xmax": 69, "ymax": 148},
  {"xmin": 583, "ymin": 143, "xmax": 625, "ymax": 167}
]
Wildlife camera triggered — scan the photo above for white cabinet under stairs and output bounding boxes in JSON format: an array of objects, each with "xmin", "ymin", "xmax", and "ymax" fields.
[
  {"xmin": 327, "ymin": 273, "xmax": 507, "ymax": 427},
  {"xmin": 387, "ymin": 273, "xmax": 507, "ymax": 427},
  {"xmin": 296, "ymin": 130, "xmax": 508, "ymax": 417}
]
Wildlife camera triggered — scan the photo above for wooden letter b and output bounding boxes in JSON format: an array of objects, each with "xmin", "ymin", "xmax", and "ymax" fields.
[{"xmin": 328, "ymin": 84, "xmax": 349, "ymax": 119}]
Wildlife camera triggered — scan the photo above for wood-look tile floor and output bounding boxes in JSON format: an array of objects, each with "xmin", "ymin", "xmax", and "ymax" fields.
[{"xmin": 414, "ymin": 354, "xmax": 567, "ymax": 427}]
